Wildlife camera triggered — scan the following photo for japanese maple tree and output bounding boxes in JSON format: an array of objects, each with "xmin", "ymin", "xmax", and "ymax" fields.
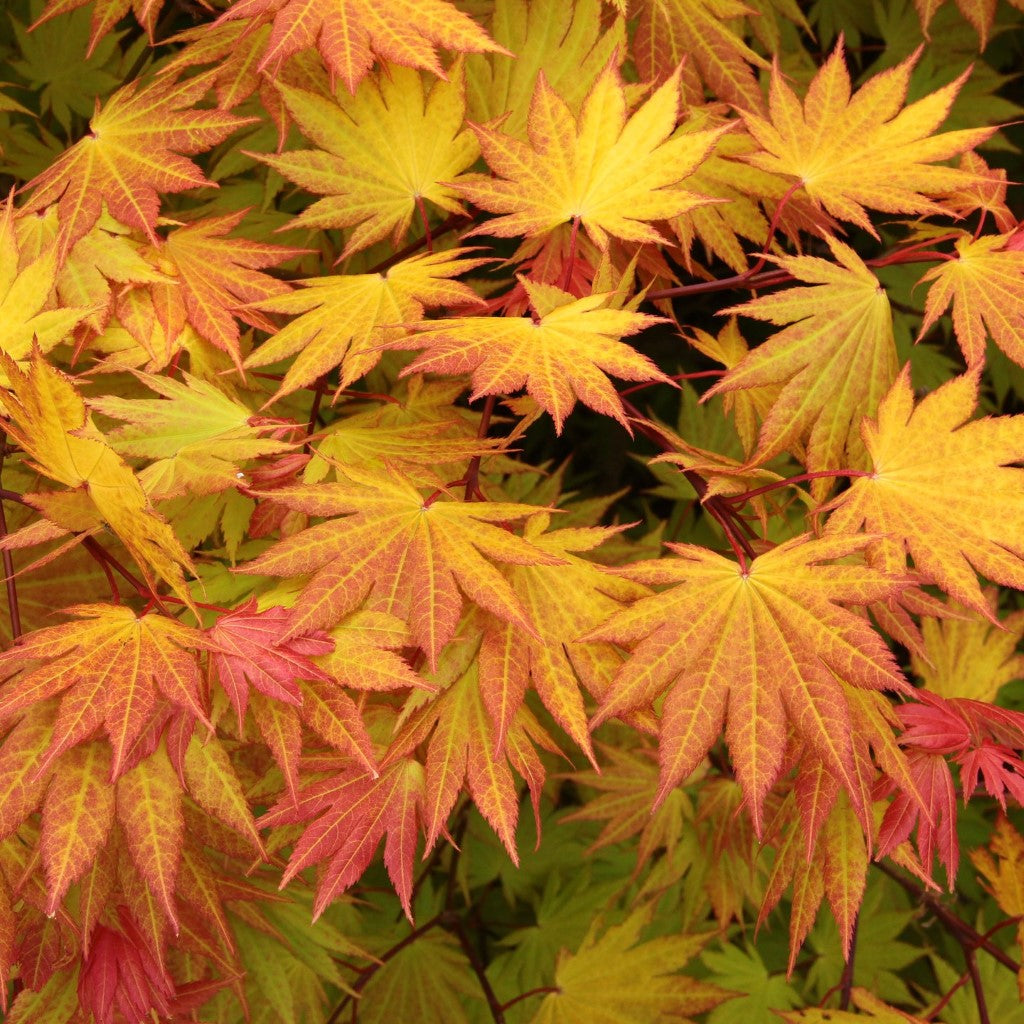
[{"xmin": 2, "ymin": 1, "xmax": 1024, "ymax": 1022}]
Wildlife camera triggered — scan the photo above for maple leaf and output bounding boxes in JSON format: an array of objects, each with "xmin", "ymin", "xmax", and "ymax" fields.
[
  {"xmin": 631, "ymin": 0, "xmax": 769, "ymax": 111},
  {"xmin": 970, "ymin": 815, "xmax": 1024, "ymax": 998},
  {"xmin": 244, "ymin": 249, "xmax": 486, "ymax": 403},
  {"xmin": 21, "ymin": 70, "xmax": 251, "ymax": 256},
  {"xmin": 530, "ymin": 908, "xmax": 729, "ymax": 1024},
  {"xmin": 454, "ymin": 62, "xmax": 725, "ymax": 250},
  {"xmin": 587, "ymin": 534, "xmax": 909, "ymax": 831},
  {"xmin": 760, "ymin": 789, "xmax": 867, "ymax": 968},
  {"xmin": 465, "ymin": 0, "xmax": 627, "ymax": 140},
  {"xmin": 560, "ymin": 742, "xmax": 690, "ymax": 866},
  {"xmin": 710, "ymin": 235, "xmax": 898, "ymax": 477},
  {"xmin": 0, "ymin": 604, "xmax": 210, "ymax": 780},
  {"xmin": 78, "ymin": 905, "xmax": 175, "ymax": 1024},
  {"xmin": 261, "ymin": 758, "xmax": 424, "ymax": 919},
  {"xmin": 256, "ymin": 64, "xmax": 479, "ymax": 258},
  {"xmin": 206, "ymin": 600, "xmax": 384, "ymax": 791},
  {"xmin": 215, "ymin": 0, "xmax": 506, "ymax": 94},
  {"xmin": 207, "ymin": 600, "xmax": 334, "ymax": 724},
  {"xmin": 822, "ymin": 368, "xmax": 1024, "ymax": 617},
  {"xmin": 480, "ymin": 514, "xmax": 648, "ymax": 760},
  {"xmin": 384, "ymin": 650, "xmax": 552, "ymax": 860},
  {"xmin": 0, "ymin": 349, "xmax": 197, "ymax": 606},
  {"xmin": 740, "ymin": 40, "xmax": 995, "ymax": 234},
  {"xmin": 157, "ymin": 211, "xmax": 307, "ymax": 368},
  {"xmin": 917, "ymin": 231, "xmax": 1024, "ymax": 368},
  {"xmin": 32, "ymin": 0, "xmax": 165, "ymax": 57},
  {"xmin": 395, "ymin": 279, "xmax": 671, "ymax": 433},
  {"xmin": 911, "ymin": 591, "xmax": 1024, "ymax": 702},
  {"xmin": 89, "ymin": 370, "xmax": 294, "ymax": 499},
  {"xmin": 0, "ymin": 201, "xmax": 100, "ymax": 365},
  {"xmin": 236, "ymin": 467, "xmax": 563, "ymax": 666}
]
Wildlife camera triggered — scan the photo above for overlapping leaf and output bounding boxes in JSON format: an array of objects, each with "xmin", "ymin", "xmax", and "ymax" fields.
[
  {"xmin": 215, "ymin": 0, "xmax": 505, "ymax": 93},
  {"xmin": 740, "ymin": 41, "xmax": 994, "ymax": 233},
  {"xmin": 21, "ymin": 70, "xmax": 250, "ymax": 256},
  {"xmin": 257, "ymin": 65, "xmax": 479, "ymax": 258},
  {"xmin": 711, "ymin": 235, "xmax": 898, "ymax": 476},
  {"xmin": 244, "ymin": 249, "xmax": 486, "ymax": 402},
  {"xmin": 236, "ymin": 467, "xmax": 563, "ymax": 665},
  {"xmin": 823, "ymin": 368, "xmax": 1024, "ymax": 616},
  {"xmin": 395, "ymin": 279, "xmax": 670, "ymax": 432},
  {"xmin": 0, "ymin": 349, "xmax": 197, "ymax": 605},
  {"xmin": 0, "ymin": 605, "xmax": 209, "ymax": 778},
  {"xmin": 455, "ymin": 62, "xmax": 725, "ymax": 249},
  {"xmin": 588, "ymin": 535, "xmax": 909, "ymax": 831},
  {"xmin": 917, "ymin": 231, "xmax": 1024, "ymax": 368}
]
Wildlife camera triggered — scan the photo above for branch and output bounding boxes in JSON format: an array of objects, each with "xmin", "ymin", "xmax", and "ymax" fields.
[
  {"xmin": 443, "ymin": 910, "xmax": 506, "ymax": 1024},
  {"xmin": 325, "ymin": 914, "xmax": 443, "ymax": 1024},
  {"xmin": 875, "ymin": 862, "xmax": 1020, "ymax": 973}
]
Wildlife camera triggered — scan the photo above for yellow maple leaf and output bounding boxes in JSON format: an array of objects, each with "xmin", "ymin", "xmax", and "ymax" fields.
[
  {"xmin": 917, "ymin": 231, "xmax": 1024, "ymax": 368},
  {"xmin": 395, "ymin": 279, "xmax": 671, "ymax": 432},
  {"xmin": 244, "ymin": 249, "xmax": 486, "ymax": 403},
  {"xmin": 823, "ymin": 368, "xmax": 1024, "ymax": 618},
  {"xmin": 910, "ymin": 591, "xmax": 1024, "ymax": 703},
  {"xmin": 531, "ymin": 908, "xmax": 729, "ymax": 1024},
  {"xmin": 0, "ymin": 202, "xmax": 99, "ymax": 367},
  {"xmin": 454, "ymin": 62, "xmax": 725, "ymax": 249},
  {"xmin": 0, "ymin": 349, "xmax": 196, "ymax": 607},
  {"xmin": 256, "ymin": 63, "xmax": 479, "ymax": 258},
  {"xmin": 710, "ymin": 235, "xmax": 898, "ymax": 478},
  {"xmin": 740, "ymin": 40, "xmax": 995, "ymax": 234}
]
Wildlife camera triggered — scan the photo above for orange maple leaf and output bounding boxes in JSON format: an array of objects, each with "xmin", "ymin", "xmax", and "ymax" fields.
[
  {"xmin": 454, "ymin": 62, "xmax": 725, "ymax": 250},
  {"xmin": 236, "ymin": 467, "xmax": 563, "ymax": 667},
  {"xmin": 21, "ymin": 71, "xmax": 251, "ymax": 256},
  {"xmin": 587, "ymin": 535, "xmax": 909, "ymax": 832},
  {"xmin": 261, "ymin": 758, "xmax": 425, "ymax": 920},
  {"xmin": 823, "ymin": 368, "xmax": 1024, "ymax": 617},
  {"xmin": 740, "ymin": 40, "xmax": 995, "ymax": 234},
  {"xmin": 216, "ymin": 0, "xmax": 507, "ymax": 94},
  {"xmin": 0, "ymin": 605, "xmax": 211, "ymax": 781},
  {"xmin": 157, "ymin": 210, "xmax": 307, "ymax": 369},
  {"xmin": 395, "ymin": 279, "xmax": 671, "ymax": 433}
]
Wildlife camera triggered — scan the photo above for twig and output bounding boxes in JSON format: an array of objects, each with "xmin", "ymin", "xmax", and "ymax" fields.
[
  {"xmin": 325, "ymin": 914, "xmax": 443, "ymax": 1024},
  {"xmin": 443, "ymin": 911, "xmax": 505, "ymax": 1024},
  {"xmin": 965, "ymin": 948, "xmax": 990, "ymax": 1024},
  {"xmin": 875, "ymin": 862, "xmax": 1021, "ymax": 973},
  {"xmin": 499, "ymin": 986, "xmax": 560, "ymax": 1012}
]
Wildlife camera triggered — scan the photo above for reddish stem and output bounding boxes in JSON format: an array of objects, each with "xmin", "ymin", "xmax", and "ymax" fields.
[
  {"xmin": 722, "ymin": 469, "xmax": 871, "ymax": 506},
  {"xmin": 744, "ymin": 179, "xmax": 803, "ymax": 279},
  {"xmin": 415, "ymin": 195, "xmax": 434, "ymax": 253},
  {"xmin": 499, "ymin": 986, "xmax": 561, "ymax": 1012},
  {"xmin": 366, "ymin": 213, "xmax": 469, "ymax": 275},
  {"xmin": 559, "ymin": 216, "xmax": 580, "ymax": 292}
]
